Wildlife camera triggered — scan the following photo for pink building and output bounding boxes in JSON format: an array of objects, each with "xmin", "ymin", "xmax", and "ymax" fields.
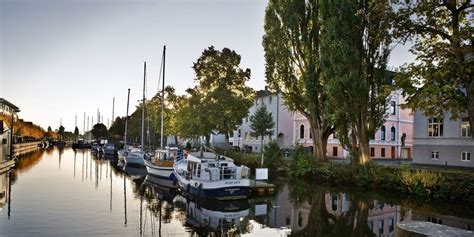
[{"xmin": 293, "ymin": 90, "xmax": 414, "ymax": 160}]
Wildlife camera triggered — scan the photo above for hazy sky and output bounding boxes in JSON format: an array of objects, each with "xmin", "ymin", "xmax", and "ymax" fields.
[{"xmin": 0, "ymin": 0, "xmax": 415, "ymax": 132}]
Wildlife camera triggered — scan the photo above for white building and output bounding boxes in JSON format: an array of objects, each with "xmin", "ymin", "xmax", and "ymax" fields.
[
  {"xmin": 0, "ymin": 98, "xmax": 20, "ymax": 162},
  {"xmin": 229, "ymin": 90, "xmax": 294, "ymax": 152},
  {"xmin": 413, "ymin": 111, "xmax": 473, "ymax": 167}
]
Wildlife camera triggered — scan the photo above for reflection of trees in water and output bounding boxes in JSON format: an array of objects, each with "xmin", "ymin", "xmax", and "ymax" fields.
[
  {"xmin": 289, "ymin": 180, "xmax": 375, "ymax": 237},
  {"xmin": 10, "ymin": 149, "xmax": 44, "ymax": 184}
]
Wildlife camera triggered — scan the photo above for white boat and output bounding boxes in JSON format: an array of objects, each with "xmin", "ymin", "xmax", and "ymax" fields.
[
  {"xmin": 103, "ymin": 143, "xmax": 117, "ymax": 156},
  {"xmin": 173, "ymin": 194, "xmax": 250, "ymax": 232},
  {"xmin": 173, "ymin": 151, "xmax": 251, "ymax": 200},
  {"xmin": 124, "ymin": 149, "xmax": 145, "ymax": 166},
  {"xmin": 145, "ymin": 147, "xmax": 180, "ymax": 181}
]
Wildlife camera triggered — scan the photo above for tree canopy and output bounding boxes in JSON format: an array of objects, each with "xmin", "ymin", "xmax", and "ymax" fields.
[
  {"xmin": 321, "ymin": 0, "xmax": 393, "ymax": 164},
  {"xmin": 250, "ymin": 105, "xmax": 275, "ymax": 152},
  {"xmin": 191, "ymin": 46, "xmax": 255, "ymax": 147},
  {"xmin": 392, "ymin": 0, "xmax": 474, "ymax": 136},
  {"xmin": 91, "ymin": 123, "xmax": 109, "ymax": 142},
  {"xmin": 263, "ymin": 0, "xmax": 333, "ymax": 161}
]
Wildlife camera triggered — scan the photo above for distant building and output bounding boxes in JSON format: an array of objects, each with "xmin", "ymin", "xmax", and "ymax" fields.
[
  {"xmin": 412, "ymin": 111, "xmax": 473, "ymax": 167},
  {"xmin": 229, "ymin": 89, "xmax": 294, "ymax": 152},
  {"xmin": 294, "ymin": 90, "xmax": 414, "ymax": 160}
]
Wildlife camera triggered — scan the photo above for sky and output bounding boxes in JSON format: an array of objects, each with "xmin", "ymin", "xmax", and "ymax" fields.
[{"xmin": 0, "ymin": 0, "xmax": 415, "ymax": 133}]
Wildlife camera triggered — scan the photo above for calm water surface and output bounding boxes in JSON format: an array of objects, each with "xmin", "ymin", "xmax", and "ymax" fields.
[{"xmin": 0, "ymin": 148, "xmax": 473, "ymax": 236}]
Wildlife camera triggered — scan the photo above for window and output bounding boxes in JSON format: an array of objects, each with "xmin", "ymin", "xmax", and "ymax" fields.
[
  {"xmin": 331, "ymin": 195, "xmax": 338, "ymax": 211},
  {"xmin": 333, "ymin": 147, "xmax": 338, "ymax": 156},
  {"xmin": 381, "ymin": 126, "xmax": 386, "ymax": 141},
  {"xmin": 390, "ymin": 101, "xmax": 396, "ymax": 115},
  {"xmin": 381, "ymin": 148, "xmax": 385, "ymax": 157},
  {"xmin": 461, "ymin": 118, "xmax": 471, "ymax": 137},
  {"xmin": 238, "ymin": 129, "xmax": 241, "ymax": 138},
  {"xmin": 333, "ymin": 132, "xmax": 337, "ymax": 139},
  {"xmin": 389, "ymin": 218, "xmax": 394, "ymax": 233},
  {"xmin": 269, "ymin": 96, "xmax": 272, "ymax": 104},
  {"xmin": 371, "ymin": 147, "xmax": 375, "ymax": 157},
  {"xmin": 461, "ymin": 151, "xmax": 471, "ymax": 161},
  {"xmin": 379, "ymin": 220, "xmax": 384, "ymax": 235},
  {"xmin": 298, "ymin": 212, "xmax": 303, "ymax": 227},
  {"xmin": 390, "ymin": 126, "xmax": 396, "ymax": 141},
  {"xmin": 300, "ymin": 125, "xmax": 305, "ymax": 139},
  {"xmin": 428, "ymin": 118, "xmax": 443, "ymax": 137},
  {"xmin": 309, "ymin": 129, "xmax": 312, "ymax": 139},
  {"xmin": 431, "ymin": 151, "xmax": 439, "ymax": 160}
]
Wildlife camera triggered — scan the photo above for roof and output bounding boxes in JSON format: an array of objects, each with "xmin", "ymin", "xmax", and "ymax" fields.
[
  {"xmin": 255, "ymin": 89, "xmax": 273, "ymax": 99},
  {"xmin": 0, "ymin": 98, "xmax": 20, "ymax": 112}
]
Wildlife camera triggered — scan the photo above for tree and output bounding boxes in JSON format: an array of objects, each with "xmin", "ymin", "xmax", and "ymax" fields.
[
  {"xmin": 320, "ymin": 0, "xmax": 392, "ymax": 164},
  {"xmin": 392, "ymin": 0, "xmax": 474, "ymax": 136},
  {"xmin": 263, "ymin": 0, "xmax": 334, "ymax": 161},
  {"xmin": 192, "ymin": 46, "xmax": 254, "ymax": 147},
  {"xmin": 91, "ymin": 123, "xmax": 109, "ymax": 142},
  {"xmin": 109, "ymin": 116, "xmax": 126, "ymax": 141},
  {"xmin": 250, "ymin": 105, "xmax": 275, "ymax": 152}
]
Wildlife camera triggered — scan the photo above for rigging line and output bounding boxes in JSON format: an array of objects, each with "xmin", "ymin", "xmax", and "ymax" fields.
[{"xmin": 157, "ymin": 51, "xmax": 164, "ymax": 95}]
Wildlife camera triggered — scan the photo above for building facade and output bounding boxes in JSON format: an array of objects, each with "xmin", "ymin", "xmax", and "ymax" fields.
[
  {"xmin": 412, "ymin": 111, "xmax": 473, "ymax": 167},
  {"xmin": 294, "ymin": 90, "xmax": 414, "ymax": 160},
  {"xmin": 229, "ymin": 90, "xmax": 294, "ymax": 152},
  {"xmin": 0, "ymin": 98, "xmax": 20, "ymax": 162}
]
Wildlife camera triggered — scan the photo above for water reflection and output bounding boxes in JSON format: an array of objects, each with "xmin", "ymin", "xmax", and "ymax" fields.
[{"xmin": 0, "ymin": 148, "xmax": 472, "ymax": 237}]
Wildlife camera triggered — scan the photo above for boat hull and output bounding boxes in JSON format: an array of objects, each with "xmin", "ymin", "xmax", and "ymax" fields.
[
  {"xmin": 175, "ymin": 175, "xmax": 250, "ymax": 200},
  {"xmin": 124, "ymin": 156, "xmax": 144, "ymax": 166},
  {"xmin": 145, "ymin": 161, "xmax": 174, "ymax": 180}
]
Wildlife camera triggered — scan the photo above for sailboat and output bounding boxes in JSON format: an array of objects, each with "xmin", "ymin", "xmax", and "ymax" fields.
[
  {"xmin": 124, "ymin": 62, "xmax": 147, "ymax": 167},
  {"xmin": 118, "ymin": 89, "xmax": 131, "ymax": 161},
  {"xmin": 144, "ymin": 46, "xmax": 179, "ymax": 185}
]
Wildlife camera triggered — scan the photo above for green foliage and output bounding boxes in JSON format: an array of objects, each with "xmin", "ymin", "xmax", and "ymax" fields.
[
  {"xmin": 296, "ymin": 161, "xmax": 474, "ymax": 201},
  {"xmin": 109, "ymin": 116, "xmax": 126, "ymax": 142},
  {"xmin": 263, "ymin": 0, "xmax": 333, "ymax": 160},
  {"xmin": 392, "ymin": 1, "xmax": 474, "ymax": 135},
  {"xmin": 288, "ymin": 145, "xmax": 316, "ymax": 178},
  {"xmin": 91, "ymin": 123, "xmax": 109, "ymax": 142},
  {"xmin": 320, "ymin": 0, "xmax": 392, "ymax": 164},
  {"xmin": 225, "ymin": 149, "xmax": 261, "ymax": 170},
  {"xmin": 185, "ymin": 142, "xmax": 192, "ymax": 151},
  {"xmin": 262, "ymin": 140, "xmax": 284, "ymax": 170},
  {"xmin": 250, "ymin": 106, "xmax": 275, "ymax": 146},
  {"xmin": 191, "ymin": 46, "xmax": 255, "ymax": 147}
]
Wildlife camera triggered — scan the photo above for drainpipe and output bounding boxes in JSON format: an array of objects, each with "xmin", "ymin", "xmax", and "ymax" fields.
[{"xmin": 397, "ymin": 91, "xmax": 401, "ymax": 159}]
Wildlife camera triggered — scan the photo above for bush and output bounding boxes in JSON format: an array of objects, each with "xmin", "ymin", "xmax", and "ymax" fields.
[
  {"xmin": 288, "ymin": 145, "xmax": 317, "ymax": 178},
  {"xmin": 263, "ymin": 140, "xmax": 285, "ymax": 170}
]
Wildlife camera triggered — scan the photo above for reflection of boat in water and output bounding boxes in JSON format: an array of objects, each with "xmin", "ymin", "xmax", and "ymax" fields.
[
  {"xmin": 173, "ymin": 194, "xmax": 250, "ymax": 233},
  {"xmin": 123, "ymin": 164, "xmax": 147, "ymax": 180},
  {"xmin": 144, "ymin": 174, "xmax": 175, "ymax": 189},
  {"xmin": 174, "ymin": 151, "xmax": 251, "ymax": 200}
]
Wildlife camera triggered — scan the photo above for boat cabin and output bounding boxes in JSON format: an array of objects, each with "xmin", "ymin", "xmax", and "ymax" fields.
[{"xmin": 183, "ymin": 153, "xmax": 250, "ymax": 181}]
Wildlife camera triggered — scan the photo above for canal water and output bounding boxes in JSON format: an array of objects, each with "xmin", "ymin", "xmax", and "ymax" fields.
[{"xmin": 0, "ymin": 147, "xmax": 473, "ymax": 236}]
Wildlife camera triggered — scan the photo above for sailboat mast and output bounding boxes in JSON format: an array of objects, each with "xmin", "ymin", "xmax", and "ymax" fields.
[
  {"xmin": 160, "ymin": 46, "xmax": 166, "ymax": 149},
  {"xmin": 142, "ymin": 61, "xmax": 146, "ymax": 150},
  {"xmin": 124, "ymin": 89, "xmax": 130, "ymax": 148}
]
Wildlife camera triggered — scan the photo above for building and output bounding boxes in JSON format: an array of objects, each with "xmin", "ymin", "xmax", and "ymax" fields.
[
  {"xmin": 229, "ymin": 89, "xmax": 294, "ymax": 152},
  {"xmin": 0, "ymin": 98, "xmax": 20, "ymax": 162},
  {"xmin": 412, "ymin": 111, "xmax": 473, "ymax": 167},
  {"xmin": 294, "ymin": 90, "xmax": 414, "ymax": 160}
]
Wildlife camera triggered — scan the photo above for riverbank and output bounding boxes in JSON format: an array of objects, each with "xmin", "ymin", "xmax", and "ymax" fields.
[{"xmin": 310, "ymin": 162, "xmax": 474, "ymax": 202}]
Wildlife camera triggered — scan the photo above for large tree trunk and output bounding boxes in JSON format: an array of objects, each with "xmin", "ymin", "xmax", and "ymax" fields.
[
  {"xmin": 358, "ymin": 118, "xmax": 370, "ymax": 164},
  {"xmin": 309, "ymin": 119, "xmax": 328, "ymax": 162},
  {"xmin": 466, "ymin": 77, "xmax": 474, "ymax": 138},
  {"xmin": 224, "ymin": 132, "xmax": 229, "ymax": 148}
]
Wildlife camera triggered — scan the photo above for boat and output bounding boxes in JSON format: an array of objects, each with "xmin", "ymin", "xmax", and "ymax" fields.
[
  {"xmin": 173, "ymin": 194, "xmax": 250, "ymax": 233},
  {"xmin": 118, "ymin": 89, "xmax": 131, "ymax": 162},
  {"xmin": 124, "ymin": 148, "xmax": 145, "ymax": 166},
  {"xmin": 144, "ymin": 46, "xmax": 178, "ymax": 180},
  {"xmin": 173, "ymin": 150, "xmax": 251, "ymax": 200},
  {"xmin": 103, "ymin": 143, "xmax": 117, "ymax": 157},
  {"xmin": 145, "ymin": 147, "xmax": 180, "ymax": 182},
  {"xmin": 124, "ymin": 61, "xmax": 147, "ymax": 166}
]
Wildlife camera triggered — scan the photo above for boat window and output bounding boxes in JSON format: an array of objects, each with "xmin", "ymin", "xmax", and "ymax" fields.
[{"xmin": 196, "ymin": 164, "xmax": 201, "ymax": 178}]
